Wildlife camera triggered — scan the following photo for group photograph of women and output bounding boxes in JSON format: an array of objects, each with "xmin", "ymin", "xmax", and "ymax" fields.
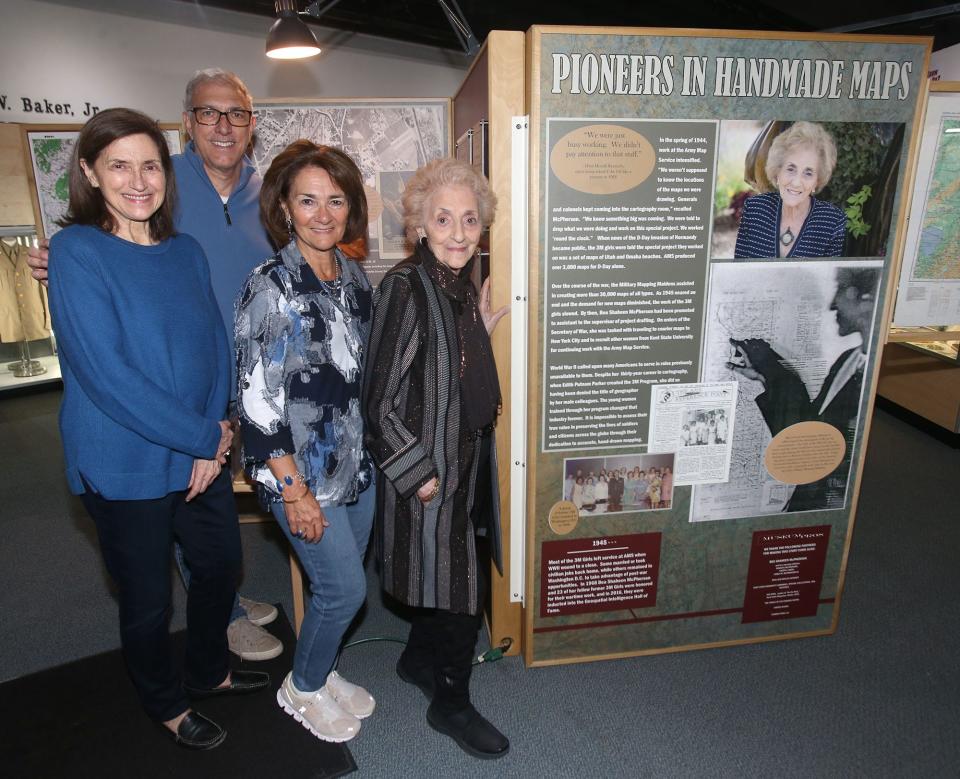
[
  {"xmin": 563, "ymin": 453, "xmax": 675, "ymax": 515},
  {"xmin": 43, "ymin": 95, "xmax": 511, "ymax": 760},
  {"xmin": 710, "ymin": 119, "xmax": 905, "ymax": 260}
]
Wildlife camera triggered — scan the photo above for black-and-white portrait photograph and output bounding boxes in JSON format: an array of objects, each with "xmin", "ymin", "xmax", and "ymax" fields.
[{"xmin": 680, "ymin": 408, "xmax": 729, "ymax": 446}]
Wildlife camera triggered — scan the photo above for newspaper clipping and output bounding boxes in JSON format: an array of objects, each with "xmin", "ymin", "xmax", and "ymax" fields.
[{"xmin": 647, "ymin": 381, "xmax": 738, "ymax": 485}]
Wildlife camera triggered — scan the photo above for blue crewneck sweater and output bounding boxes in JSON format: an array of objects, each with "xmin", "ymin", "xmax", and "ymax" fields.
[
  {"xmin": 172, "ymin": 143, "xmax": 274, "ymax": 352},
  {"xmin": 48, "ymin": 225, "xmax": 230, "ymax": 499}
]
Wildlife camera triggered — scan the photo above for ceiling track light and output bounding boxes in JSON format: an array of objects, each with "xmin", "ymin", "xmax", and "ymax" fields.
[
  {"xmin": 265, "ymin": 0, "xmax": 481, "ymax": 60},
  {"xmin": 265, "ymin": 0, "xmax": 337, "ymax": 60}
]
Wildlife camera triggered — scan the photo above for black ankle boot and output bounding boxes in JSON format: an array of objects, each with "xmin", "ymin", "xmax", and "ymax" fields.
[{"xmin": 426, "ymin": 701, "xmax": 509, "ymax": 759}]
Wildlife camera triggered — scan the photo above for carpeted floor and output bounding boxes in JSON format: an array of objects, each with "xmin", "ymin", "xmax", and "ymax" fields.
[
  {"xmin": 1, "ymin": 387, "xmax": 958, "ymax": 777},
  {"xmin": 0, "ymin": 608, "xmax": 355, "ymax": 778}
]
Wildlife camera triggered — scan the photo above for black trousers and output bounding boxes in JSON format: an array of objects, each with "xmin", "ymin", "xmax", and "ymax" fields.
[
  {"xmin": 79, "ymin": 470, "xmax": 241, "ymax": 722},
  {"xmin": 401, "ymin": 535, "xmax": 490, "ymax": 714}
]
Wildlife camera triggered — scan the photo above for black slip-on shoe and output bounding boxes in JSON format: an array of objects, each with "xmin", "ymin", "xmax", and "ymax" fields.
[
  {"xmin": 185, "ymin": 669, "xmax": 270, "ymax": 699},
  {"xmin": 162, "ymin": 711, "xmax": 226, "ymax": 750}
]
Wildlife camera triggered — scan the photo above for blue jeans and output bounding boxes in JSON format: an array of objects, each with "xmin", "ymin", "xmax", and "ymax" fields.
[
  {"xmin": 174, "ymin": 541, "xmax": 245, "ymax": 622},
  {"xmin": 271, "ymin": 485, "xmax": 375, "ymax": 691}
]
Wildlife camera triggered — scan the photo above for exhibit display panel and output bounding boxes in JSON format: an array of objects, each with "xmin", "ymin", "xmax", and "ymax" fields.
[
  {"xmin": 250, "ymin": 98, "xmax": 451, "ymax": 286},
  {"xmin": 522, "ymin": 26, "xmax": 930, "ymax": 665}
]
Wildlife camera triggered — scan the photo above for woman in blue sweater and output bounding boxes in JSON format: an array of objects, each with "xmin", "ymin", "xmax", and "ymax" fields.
[{"xmin": 48, "ymin": 108, "xmax": 267, "ymax": 750}]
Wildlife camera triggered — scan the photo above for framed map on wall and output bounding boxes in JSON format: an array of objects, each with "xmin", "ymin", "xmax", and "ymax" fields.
[
  {"xmin": 893, "ymin": 81, "xmax": 960, "ymax": 327},
  {"xmin": 22, "ymin": 124, "xmax": 182, "ymax": 240},
  {"xmin": 252, "ymin": 98, "xmax": 451, "ymax": 285}
]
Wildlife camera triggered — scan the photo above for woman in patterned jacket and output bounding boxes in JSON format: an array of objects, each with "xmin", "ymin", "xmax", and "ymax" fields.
[
  {"xmin": 363, "ymin": 158, "xmax": 509, "ymax": 760},
  {"xmin": 235, "ymin": 141, "xmax": 375, "ymax": 744}
]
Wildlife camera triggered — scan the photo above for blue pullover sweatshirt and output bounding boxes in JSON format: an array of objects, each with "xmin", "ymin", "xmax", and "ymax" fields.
[
  {"xmin": 48, "ymin": 225, "xmax": 230, "ymax": 500},
  {"xmin": 172, "ymin": 142, "xmax": 273, "ymax": 358}
]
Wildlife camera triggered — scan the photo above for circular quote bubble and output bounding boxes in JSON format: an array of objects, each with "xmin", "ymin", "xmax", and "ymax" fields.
[
  {"xmin": 365, "ymin": 184, "xmax": 383, "ymax": 222},
  {"xmin": 764, "ymin": 421, "xmax": 847, "ymax": 485},
  {"xmin": 549, "ymin": 123, "xmax": 655, "ymax": 195},
  {"xmin": 548, "ymin": 501, "xmax": 579, "ymax": 535}
]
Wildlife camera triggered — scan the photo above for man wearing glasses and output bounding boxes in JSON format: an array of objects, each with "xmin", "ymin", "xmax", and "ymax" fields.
[
  {"xmin": 172, "ymin": 69, "xmax": 282, "ymax": 663},
  {"xmin": 29, "ymin": 68, "xmax": 283, "ymax": 663}
]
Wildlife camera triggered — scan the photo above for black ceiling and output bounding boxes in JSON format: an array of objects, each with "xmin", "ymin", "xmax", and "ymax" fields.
[{"xmin": 186, "ymin": 1, "xmax": 960, "ymax": 52}]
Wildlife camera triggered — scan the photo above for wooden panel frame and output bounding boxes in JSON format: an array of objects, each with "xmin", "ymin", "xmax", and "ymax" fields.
[
  {"xmin": 877, "ymin": 342, "xmax": 960, "ymax": 432},
  {"xmin": 453, "ymin": 31, "xmax": 527, "ymax": 657},
  {"xmin": 0, "ymin": 124, "xmax": 36, "ymax": 228},
  {"xmin": 523, "ymin": 25, "xmax": 932, "ymax": 666}
]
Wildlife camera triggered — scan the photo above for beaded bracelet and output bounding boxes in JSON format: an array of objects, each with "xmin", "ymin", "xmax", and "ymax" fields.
[
  {"xmin": 282, "ymin": 487, "xmax": 310, "ymax": 505},
  {"xmin": 277, "ymin": 471, "xmax": 309, "ymax": 504}
]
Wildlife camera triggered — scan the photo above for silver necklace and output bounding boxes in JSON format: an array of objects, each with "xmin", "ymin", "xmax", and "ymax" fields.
[
  {"xmin": 780, "ymin": 227, "xmax": 795, "ymax": 246},
  {"xmin": 318, "ymin": 256, "xmax": 342, "ymax": 296}
]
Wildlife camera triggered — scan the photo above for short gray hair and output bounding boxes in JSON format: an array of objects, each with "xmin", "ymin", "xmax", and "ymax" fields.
[
  {"xmin": 836, "ymin": 266, "xmax": 881, "ymax": 301},
  {"xmin": 183, "ymin": 68, "xmax": 253, "ymax": 112},
  {"xmin": 401, "ymin": 158, "xmax": 497, "ymax": 237},
  {"xmin": 765, "ymin": 121, "xmax": 837, "ymax": 193}
]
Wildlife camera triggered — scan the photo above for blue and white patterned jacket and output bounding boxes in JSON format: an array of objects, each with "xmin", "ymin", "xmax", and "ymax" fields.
[
  {"xmin": 235, "ymin": 242, "xmax": 373, "ymax": 506},
  {"xmin": 734, "ymin": 191, "xmax": 846, "ymax": 259}
]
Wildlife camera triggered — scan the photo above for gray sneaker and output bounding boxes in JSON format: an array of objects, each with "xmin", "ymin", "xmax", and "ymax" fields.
[
  {"xmin": 277, "ymin": 672, "xmax": 360, "ymax": 742},
  {"xmin": 237, "ymin": 596, "xmax": 278, "ymax": 626},
  {"xmin": 227, "ymin": 618, "xmax": 283, "ymax": 661},
  {"xmin": 325, "ymin": 670, "xmax": 375, "ymax": 719}
]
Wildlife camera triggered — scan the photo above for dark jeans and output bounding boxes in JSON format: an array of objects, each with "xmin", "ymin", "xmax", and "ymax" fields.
[{"xmin": 80, "ymin": 469, "xmax": 241, "ymax": 722}]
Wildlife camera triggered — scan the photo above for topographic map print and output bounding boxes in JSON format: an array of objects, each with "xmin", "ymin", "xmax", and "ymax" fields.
[
  {"xmin": 252, "ymin": 101, "xmax": 448, "ymax": 283},
  {"xmin": 28, "ymin": 133, "xmax": 75, "ymax": 239},
  {"xmin": 27, "ymin": 130, "xmax": 182, "ymax": 239},
  {"xmin": 913, "ymin": 116, "xmax": 960, "ymax": 281},
  {"xmin": 252, "ymin": 103, "xmax": 446, "ymax": 181}
]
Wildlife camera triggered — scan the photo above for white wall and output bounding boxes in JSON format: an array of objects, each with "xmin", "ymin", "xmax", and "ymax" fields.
[
  {"xmin": 0, "ymin": 0, "xmax": 470, "ymax": 124},
  {"xmin": 930, "ymin": 43, "xmax": 960, "ymax": 80}
]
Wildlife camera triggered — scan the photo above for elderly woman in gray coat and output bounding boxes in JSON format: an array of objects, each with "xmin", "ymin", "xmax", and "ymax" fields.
[{"xmin": 363, "ymin": 158, "xmax": 509, "ymax": 760}]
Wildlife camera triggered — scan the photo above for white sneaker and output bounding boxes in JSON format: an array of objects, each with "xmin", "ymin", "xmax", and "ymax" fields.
[
  {"xmin": 227, "ymin": 618, "xmax": 283, "ymax": 661},
  {"xmin": 277, "ymin": 672, "xmax": 360, "ymax": 743},
  {"xmin": 325, "ymin": 670, "xmax": 376, "ymax": 719},
  {"xmin": 238, "ymin": 596, "xmax": 278, "ymax": 626}
]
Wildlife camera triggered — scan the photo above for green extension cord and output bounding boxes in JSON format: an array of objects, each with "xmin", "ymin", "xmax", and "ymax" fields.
[{"xmin": 338, "ymin": 636, "xmax": 512, "ymax": 667}]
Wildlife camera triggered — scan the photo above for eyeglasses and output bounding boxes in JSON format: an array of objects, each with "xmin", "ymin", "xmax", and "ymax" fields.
[{"xmin": 190, "ymin": 107, "xmax": 254, "ymax": 127}]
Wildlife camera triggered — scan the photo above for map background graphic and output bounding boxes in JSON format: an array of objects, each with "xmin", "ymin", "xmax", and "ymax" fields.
[{"xmin": 252, "ymin": 99, "xmax": 449, "ymax": 286}]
